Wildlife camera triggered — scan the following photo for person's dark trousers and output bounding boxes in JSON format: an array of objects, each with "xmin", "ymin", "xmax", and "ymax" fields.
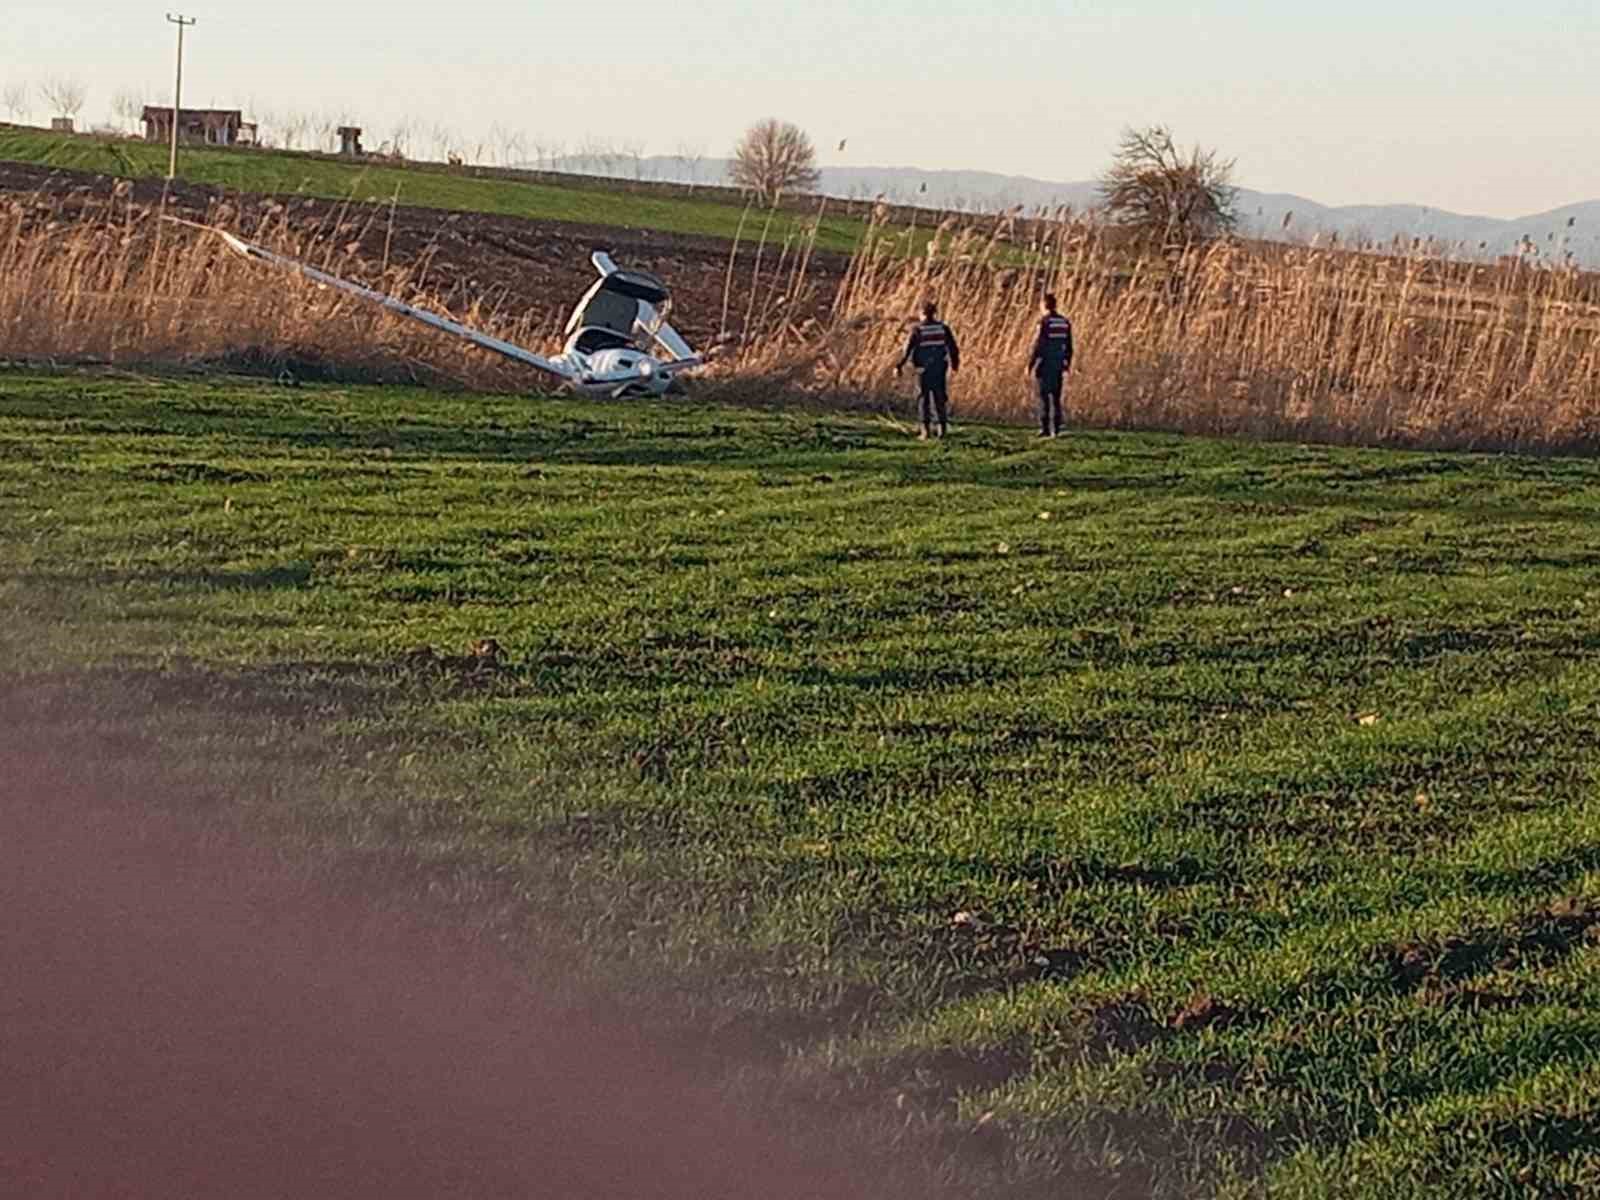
[
  {"xmin": 919, "ymin": 367, "xmax": 950, "ymax": 435},
  {"xmin": 1037, "ymin": 371, "xmax": 1065, "ymax": 436}
]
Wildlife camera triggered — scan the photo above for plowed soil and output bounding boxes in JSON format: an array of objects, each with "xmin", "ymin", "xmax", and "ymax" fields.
[{"xmin": 0, "ymin": 159, "xmax": 850, "ymax": 348}]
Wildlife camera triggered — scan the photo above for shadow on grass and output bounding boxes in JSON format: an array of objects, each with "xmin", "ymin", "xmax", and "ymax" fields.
[{"xmin": 13, "ymin": 563, "xmax": 316, "ymax": 593}]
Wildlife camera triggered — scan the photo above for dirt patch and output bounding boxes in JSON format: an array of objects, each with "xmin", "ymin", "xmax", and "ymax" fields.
[
  {"xmin": 0, "ymin": 159, "xmax": 851, "ymax": 351},
  {"xmin": 899, "ymin": 1043, "xmax": 1036, "ymax": 1109},
  {"xmin": 1382, "ymin": 899, "xmax": 1600, "ymax": 999},
  {"xmin": 1485, "ymin": 1111, "xmax": 1597, "ymax": 1161},
  {"xmin": 1169, "ymin": 991, "xmax": 1248, "ymax": 1034},
  {"xmin": 1144, "ymin": 1056, "xmax": 1246, "ymax": 1090},
  {"xmin": 1085, "ymin": 994, "xmax": 1168, "ymax": 1057},
  {"xmin": 392, "ymin": 639, "xmax": 519, "ymax": 691}
]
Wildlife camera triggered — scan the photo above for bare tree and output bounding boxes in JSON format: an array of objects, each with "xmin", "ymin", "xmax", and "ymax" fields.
[
  {"xmin": 429, "ymin": 123, "xmax": 455, "ymax": 163},
  {"xmin": 574, "ymin": 136, "xmax": 613, "ymax": 176},
  {"xmin": 582, "ymin": 137, "xmax": 622, "ymax": 177},
  {"xmin": 729, "ymin": 118, "xmax": 819, "ymax": 204},
  {"xmin": 388, "ymin": 116, "xmax": 416, "ymax": 159},
  {"xmin": 281, "ymin": 111, "xmax": 312, "ymax": 150},
  {"xmin": 40, "ymin": 78, "xmax": 87, "ymax": 121},
  {"xmin": 490, "ymin": 121, "xmax": 518, "ymax": 167},
  {"xmin": 110, "ymin": 89, "xmax": 145, "ymax": 135},
  {"xmin": 253, "ymin": 108, "xmax": 280, "ymax": 149},
  {"xmin": 313, "ymin": 112, "xmax": 338, "ymax": 153},
  {"xmin": 3, "ymin": 82, "xmax": 30, "ymax": 123},
  {"xmin": 620, "ymin": 138, "xmax": 647, "ymax": 179},
  {"xmin": 1099, "ymin": 125, "xmax": 1237, "ymax": 245},
  {"xmin": 674, "ymin": 140, "xmax": 705, "ymax": 188}
]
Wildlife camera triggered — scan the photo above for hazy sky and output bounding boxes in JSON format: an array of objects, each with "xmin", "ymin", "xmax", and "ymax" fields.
[{"xmin": 5, "ymin": 1, "xmax": 1595, "ymax": 217}]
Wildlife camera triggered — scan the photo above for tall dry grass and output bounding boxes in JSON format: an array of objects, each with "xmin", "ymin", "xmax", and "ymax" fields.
[
  {"xmin": 0, "ymin": 187, "xmax": 545, "ymax": 388},
  {"xmin": 3, "ymin": 185, "xmax": 1598, "ymax": 452},
  {"xmin": 724, "ymin": 211, "xmax": 1600, "ymax": 452}
]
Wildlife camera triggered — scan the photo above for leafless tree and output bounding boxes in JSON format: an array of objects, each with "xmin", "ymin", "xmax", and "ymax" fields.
[
  {"xmin": 4, "ymin": 82, "xmax": 31, "ymax": 122},
  {"xmin": 574, "ymin": 136, "xmax": 612, "ymax": 176},
  {"xmin": 591, "ymin": 138, "xmax": 623, "ymax": 176},
  {"xmin": 674, "ymin": 140, "xmax": 705, "ymax": 188},
  {"xmin": 619, "ymin": 138, "xmax": 647, "ymax": 179},
  {"xmin": 313, "ymin": 113, "xmax": 338, "ymax": 153},
  {"xmin": 40, "ymin": 78, "xmax": 87, "ymax": 120},
  {"xmin": 1099, "ymin": 125, "xmax": 1237, "ymax": 245},
  {"xmin": 388, "ymin": 116, "xmax": 416, "ymax": 159},
  {"xmin": 111, "ymin": 89, "xmax": 145, "ymax": 135},
  {"xmin": 429, "ymin": 123, "xmax": 456, "ymax": 163},
  {"xmin": 281, "ymin": 111, "xmax": 313, "ymax": 151},
  {"xmin": 729, "ymin": 118, "xmax": 819, "ymax": 204},
  {"xmin": 252, "ymin": 108, "xmax": 280, "ymax": 149},
  {"xmin": 490, "ymin": 121, "xmax": 519, "ymax": 167}
]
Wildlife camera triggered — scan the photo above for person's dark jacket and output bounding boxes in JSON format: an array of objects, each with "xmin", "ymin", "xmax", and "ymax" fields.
[
  {"xmin": 1028, "ymin": 312, "xmax": 1074, "ymax": 376},
  {"xmin": 900, "ymin": 320, "xmax": 961, "ymax": 373}
]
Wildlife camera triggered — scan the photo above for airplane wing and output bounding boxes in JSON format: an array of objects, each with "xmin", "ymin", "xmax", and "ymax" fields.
[{"xmin": 173, "ymin": 220, "xmax": 575, "ymax": 382}]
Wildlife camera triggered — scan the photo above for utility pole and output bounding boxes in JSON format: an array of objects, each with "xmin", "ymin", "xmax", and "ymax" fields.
[{"xmin": 166, "ymin": 13, "xmax": 196, "ymax": 180}]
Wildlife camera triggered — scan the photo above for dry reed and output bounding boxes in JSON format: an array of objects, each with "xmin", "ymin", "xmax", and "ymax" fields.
[
  {"xmin": 3, "ymin": 186, "xmax": 1598, "ymax": 453},
  {"xmin": 723, "ymin": 210, "xmax": 1600, "ymax": 452},
  {"xmin": 0, "ymin": 187, "xmax": 545, "ymax": 389}
]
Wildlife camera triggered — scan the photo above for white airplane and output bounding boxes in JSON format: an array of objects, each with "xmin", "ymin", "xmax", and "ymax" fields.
[{"xmin": 194, "ymin": 224, "xmax": 704, "ymax": 399}]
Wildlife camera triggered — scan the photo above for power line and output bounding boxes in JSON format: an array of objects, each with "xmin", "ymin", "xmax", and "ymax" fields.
[{"xmin": 166, "ymin": 13, "xmax": 197, "ymax": 180}]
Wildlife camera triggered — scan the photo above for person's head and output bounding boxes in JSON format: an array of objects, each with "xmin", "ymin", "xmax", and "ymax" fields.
[
  {"xmin": 922, "ymin": 301, "xmax": 937, "ymax": 321},
  {"xmin": 1043, "ymin": 293, "xmax": 1058, "ymax": 314}
]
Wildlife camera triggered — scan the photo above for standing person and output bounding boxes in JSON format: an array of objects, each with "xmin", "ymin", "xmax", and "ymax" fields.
[
  {"xmin": 1027, "ymin": 294, "xmax": 1074, "ymax": 438},
  {"xmin": 896, "ymin": 301, "xmax": 961, "ymax": 440}
]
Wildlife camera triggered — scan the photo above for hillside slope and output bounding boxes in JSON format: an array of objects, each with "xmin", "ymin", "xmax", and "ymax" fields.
[{"xmin": 592, "ymin": 155, "xmax": 1600, "ymax": 265}]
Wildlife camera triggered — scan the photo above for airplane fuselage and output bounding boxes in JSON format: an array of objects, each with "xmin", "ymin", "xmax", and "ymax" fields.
[{"xmin": 563, "ymin": 346, "xmax": 691, "ymax": 398}]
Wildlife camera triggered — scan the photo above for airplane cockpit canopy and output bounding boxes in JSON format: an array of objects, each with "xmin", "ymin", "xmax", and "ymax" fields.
[
  {"xmin": 598, "ymin": 268, "xmax": 670, "ymax": 307},
  {"xmin": 567, "ymin": 266, "xmax": 672, "ymax": 336}
]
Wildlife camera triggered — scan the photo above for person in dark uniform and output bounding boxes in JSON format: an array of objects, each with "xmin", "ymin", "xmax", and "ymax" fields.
[
  {"xmin": 896, "ymin": 301, "xmax": 961, "ymax": 440},
  {"xmin": 1027, "ymin": 294, "xmax": 1074, "ymax": 438}
]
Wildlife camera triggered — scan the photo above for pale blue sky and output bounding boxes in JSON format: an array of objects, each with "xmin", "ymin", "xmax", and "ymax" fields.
[{"xmin": 5, "ymin": 1, "xmax": 1594, "ymax": 217}]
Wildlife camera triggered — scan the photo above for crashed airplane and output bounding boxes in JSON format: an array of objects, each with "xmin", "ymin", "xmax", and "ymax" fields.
[{"xmin": 191, "ymin": 223, "xmax": 704, "ymax": 398}]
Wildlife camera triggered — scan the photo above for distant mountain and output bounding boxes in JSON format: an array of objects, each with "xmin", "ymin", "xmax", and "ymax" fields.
[{"xmin": 543, "ymin": 154, "xmax": 1600, "ymax": 267}]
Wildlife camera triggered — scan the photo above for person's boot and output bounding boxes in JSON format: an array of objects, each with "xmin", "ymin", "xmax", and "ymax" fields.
[
  {"xmin": 937, "ymin": 423, "xmax": 949, "ymax": 439},
  {"xmin": 918, "ymin": 425, "xmax": 930, "ymax": 441}
]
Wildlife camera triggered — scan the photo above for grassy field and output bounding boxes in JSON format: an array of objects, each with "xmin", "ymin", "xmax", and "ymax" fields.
[
  {"xmin": 3, "ymin": 369, "xmax": 1599, "ymax": 1197},
  {"xmin": 0, "ymin": 126, "xmax": 871, "ymax": 252}
]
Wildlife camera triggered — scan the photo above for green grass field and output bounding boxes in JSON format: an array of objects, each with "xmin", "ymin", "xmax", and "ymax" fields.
[
  {"xmin": 0, "ymin": 127, "xmax": 871, "ymax": 252},
  {"xmin": 3, "ymin": 370, "xmax": 1599, "ymax": 1197}
]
